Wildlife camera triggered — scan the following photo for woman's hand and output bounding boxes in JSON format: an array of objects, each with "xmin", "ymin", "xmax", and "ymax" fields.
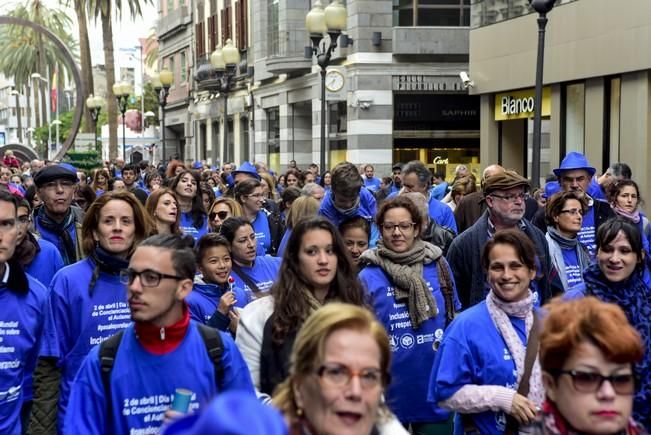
[
  {"xmin": 510, "ymin": 393, "xmax": 538, "ymax": 424},
  {"xmin": 218, "ymin": 291, "xmax": 237, "ymax": 315}
]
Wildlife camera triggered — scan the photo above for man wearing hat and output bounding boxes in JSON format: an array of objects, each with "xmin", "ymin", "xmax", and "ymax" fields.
[
  {"xmin": 447, "ymin": 170, "xmax": 561, "ymax": 309},
  {"xmin": 33, "ymin": 164, "xmax": 85, "ymax": 265},
  {"xmin": 532, "ymin": 152, "xmax": 614, "ymax": 257},
  {"xmin": 231, "ymin": 161, "xmax": 261, "ymax": 184}
]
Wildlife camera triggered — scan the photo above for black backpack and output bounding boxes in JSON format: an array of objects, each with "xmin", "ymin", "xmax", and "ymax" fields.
[{"xmin": 98, "ymin": 323, "xmax": 224, "ymax": 421}]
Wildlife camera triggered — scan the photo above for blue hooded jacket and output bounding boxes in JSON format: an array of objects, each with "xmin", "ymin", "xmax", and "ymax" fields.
[{"xmin": 318, "ymin": 188, "xmax": 379, "ymax": 247}]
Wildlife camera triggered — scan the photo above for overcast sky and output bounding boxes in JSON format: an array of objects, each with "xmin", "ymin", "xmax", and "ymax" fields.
[{"xmin": 0, "ymin": 0, "xmax": 158, "ymax": 66}]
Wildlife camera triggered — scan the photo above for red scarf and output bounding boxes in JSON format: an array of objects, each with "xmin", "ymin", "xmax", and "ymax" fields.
[
  {"xmin": 134, "ymin": 304, "xmax": 190, "ymax": 355},
  {"xmin": 540, "ymin": 400, "xmax": 647, "ymax": 435}
]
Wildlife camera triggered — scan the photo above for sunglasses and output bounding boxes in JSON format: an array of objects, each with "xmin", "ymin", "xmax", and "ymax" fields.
[{"xmin": 209, "ymin": 210, "xmax": 230, "ymax": 221}]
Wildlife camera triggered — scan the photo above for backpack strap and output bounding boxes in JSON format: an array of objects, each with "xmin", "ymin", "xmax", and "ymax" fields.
[
  {"xmin": 99, "ymin": 330, "xmax": 125, "ymax": 425},
  {"xmin": 435, "ymin": 258, "xmax": 456, "ymax": 327},
  {"xmin": 196, "ymin": 323, "xmax": 225, "ymax": 391},
  {"xmin": 232, "ymin": 263, "xmax": 266, "ymax": 299}
]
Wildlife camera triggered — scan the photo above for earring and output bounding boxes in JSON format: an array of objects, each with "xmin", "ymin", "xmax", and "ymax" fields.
[{"xmin": 296, "ymin": 406, "xmax": 303, "ymax": 417}]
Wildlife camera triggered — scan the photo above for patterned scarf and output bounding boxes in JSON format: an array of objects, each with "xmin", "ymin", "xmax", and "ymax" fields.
[
  {"xmin": 535, "ymin": 400, "xmax": 648, "ymax": 434},
  {"xmin": 360, "ymin": 239, "xmax": 441, "ymax": 329},
  {"xmin": 486, "ymin": 290, "xmax": 545, "ymax": 406},
  {"xmin": 545, "ymin": 226, "xmax": 590, "ymax": 291}
]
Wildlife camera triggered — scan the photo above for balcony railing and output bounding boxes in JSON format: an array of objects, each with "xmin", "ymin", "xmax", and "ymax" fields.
[{"xmin": 470, "ymin": 0, "xmax": 577, "ymax": 28}]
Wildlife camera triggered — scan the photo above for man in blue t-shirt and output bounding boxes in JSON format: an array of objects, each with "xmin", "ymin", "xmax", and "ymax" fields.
[
  {"xmin": 363, "ymin": 164, "xmax": 382, "ymax": 193},
  {"xmin": 64, "ymin": 235, "xmax": 254, "ymax": 434},
  {"xmin": 0, "ymin": 191, "xmax": 48, "ymax": 435}
]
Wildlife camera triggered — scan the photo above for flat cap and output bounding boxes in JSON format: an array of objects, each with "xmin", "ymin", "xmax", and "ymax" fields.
[
  {"xmin": 33, "ymin": 164, "xmax": 78, "ymax": 188},
  {"xmin": 483, "ymin": 170, "xmax": 530, "ymax": 195}
]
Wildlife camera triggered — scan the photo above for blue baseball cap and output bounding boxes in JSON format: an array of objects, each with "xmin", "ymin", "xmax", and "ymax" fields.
[
  {"xmin": 553, "ymin": 152, "xmax": 596, "ymax": 177},
  {"xmin": 543, "ymin": 180, "xmax": 561, "ymax": 199},
  {"xmin": 161, "ymin": 391, "xmax": 288, "ymax": 435}
]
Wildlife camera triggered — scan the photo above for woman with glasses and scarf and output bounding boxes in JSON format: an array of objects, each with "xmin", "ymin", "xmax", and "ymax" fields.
[
  {"xmin": 234, "ymin": 178, "xmax": 280, "ymax": 256},
  {"xmin": 358, "ymin": 196, "xmax": 460, "ymax": 434},
  {"xmin": 565, "ymin": 217, "xmax": 651, "ymax": 428},
  {"xmin": 544, "ymin": 191, "xmax": 591, "ymax": 293},
  {"xmin": 429, "ymin": 229, "xmax": 544, "ymax": 434},
  {"xmin": 170, "ymin": 170, "xmax": 208, "ymax": 242},
  {"xmin": 531, "ymin": 296, "xmax": 648, "ymax": 434},
  {"xmin": 208, "ymin": 197, "xmax": 243, "ymax": 232},
  {"xmin": 29, "ymin": 191, "xmax": 150, "ymax": 434}
]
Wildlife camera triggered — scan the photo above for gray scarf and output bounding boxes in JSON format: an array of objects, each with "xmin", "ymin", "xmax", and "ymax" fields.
[
  {"xmin": 360, "ymin": 239, "xmax": 442, "ymax": 329},
  {"xmin": 546, "ymin": 226, "xmax": 590, "ymax": 292}
]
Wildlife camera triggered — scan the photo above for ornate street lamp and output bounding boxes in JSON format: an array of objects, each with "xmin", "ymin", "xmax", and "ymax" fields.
[
  {"xmin": 210, "ymin": 39, "xmax": 241, "ymax": 166},
  {"xmin": 86, "ymin": 94, "xmax": 105, "ymax": 153},
  {"xmin": 152, "ymin": 69, "xmax": 174, "ymax": 163},
  {"xmin": 306, "ymin": 0, "xmax": 346, "ymax": 174},
  {"xmin": 113, "ymin": 81, "xmax": 132, "ymax": 161},
  {"xmin": 529, "ymin": 0, "xmax": 556, "ymax": 189}
]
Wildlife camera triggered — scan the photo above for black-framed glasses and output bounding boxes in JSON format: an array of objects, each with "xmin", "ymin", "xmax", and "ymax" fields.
[
  {"xmin": 316, "ymin": 363, "xmax": 386, "ymax": 389},
  {"xmin": 119, "ymin": 268, "xmax": 184, "ymax": 288},
  {"xmin": 381, "ymin": 221, "xmax": 415, "ymax": 232},
  {"xmin": 552, "ymin": 370, "xmax": 636, "ymax": 395},
  {"xmin": 559, "ymin": 208, "xmax": 584, "ymax": 216},
  {"xmin": 209, "ymin": 211, "xmax": 230, "ymax": 221}
]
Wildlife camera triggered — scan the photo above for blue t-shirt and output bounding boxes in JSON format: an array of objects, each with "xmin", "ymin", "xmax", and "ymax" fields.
[
  {"xmin": 578, "ymin": 206, "xmax": 597, "ymax": 258},
  {"xmin": 187, "ymin": 282, "xmax": 250, "ymax": 325},
  {"xmin": 561, "ymin": 248, "xmax": 583, "ymax": 290},
  {"xmin": 364, "ymin": 177, "xmax": 382, "ymax": 193},
  {"xmin": 63, "ymin": 322, "xmax": 255, "ymax": 434},
  {"xmin": 231, "ymin": 256, "xmax": 281, "ymax": 300},
  {"xmin": 26, "ymin": 237, "xmax": 65, "ymax": 288},
  {"xmin": 0, "ymin": 275, "xmax": 47, "ymax": 435},
  {"xmin": 385, "ymin": 191, "xmax": 457, "ymax": 234},
  {"xmin": 39, "ymin": 258, "xmax": 131, "ymax": 432},
  {"xmin": 431, "ymin": 182, "xmax": 449, "ymax": 201},
  {"xmin": 359, "ymin": 261, "xmax": 461, "ymax": 423},
  {"xmin": 277, "ymin": 229, "xmax": 291, "ymax": 258},
  {"xmin": 179, "ymin": 212, "xmax": 209, "ymax": 242},
  {"xmin": 429, "ymin": 301, "xmax": 532, "ymax": 435},
  {"xmin": 252, "ymin": 211, "xmax": 272, "ymax": 256}
]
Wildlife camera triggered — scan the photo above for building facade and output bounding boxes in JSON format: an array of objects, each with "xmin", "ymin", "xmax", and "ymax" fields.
[
  {"xmin": 469, "ymin": 0, "xmax": 651, "ymax": 198},
  {"xmin": 250, "ymin": 0, "xmax": 478, "ymax": 177}
]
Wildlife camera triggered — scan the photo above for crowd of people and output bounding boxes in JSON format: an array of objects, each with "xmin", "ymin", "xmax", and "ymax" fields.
[{"xmin": 1, "ymin": 150, "xmax": 650, "ymax": 435}]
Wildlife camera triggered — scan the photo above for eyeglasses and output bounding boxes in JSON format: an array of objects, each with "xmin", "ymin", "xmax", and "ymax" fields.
[
  {"xmin": 381, "ymin": 221, "xmax": 415, "ymax": 232},
  {"xmin": 209, "ymin": 210, "xmax": 230, "ymax": 221},
  {"xmin": 41, "ymin": 180, "xmax": 75, "ymax": 191},
  {"xmin": 552, "ymin": 370, "xmax": 636, "ymax": 395},
  {"xmin": 490, "ymin": 192, "xmax": 527, "ymax": 202},
  {"xmin": 246, "ymin": 193, "xmax": 264, "ymax": 199},
  {"xmin": 559, "ymin": 208, "xmax": 584, "ymax": 216},
  {"xmin": 119, "ymin": 268, "xmax": 184, "ymax": 288},
  {"xmin": 316, "ymin": 363, "xmax": 386, "ymax": 390}
]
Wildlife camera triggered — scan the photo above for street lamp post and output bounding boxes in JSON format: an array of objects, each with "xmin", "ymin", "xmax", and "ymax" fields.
[
  {"xmin": 113, "ymin": 81, "xmax": 132, "ymax": 162},
  {"xmin": 48, "ymin": 120, "xmax": 62, "ymax": 160},
  {"xmin": 306, "ymin": 0, "xmax": 347, "ymax": 174},
  {"xmin": 152, "ymin": 70, "xmax": 174, "ymax": 164},
  {"xmin": 10, "ymin": 89, "xmax": 22, "ymax": 143},
  {"xmin": 31, "ymin": 73, "xmax": 51, "ymax": 151},
  {"xmin": 529, "ymin": 0, "xmax": 556, "ymax": 189},
  {"xmin": 86, "ymin": 94, "xmax": 105, "ymax": 153},
  {"xmin": 210, "ymin": 39, "xmax": 241, "ymax": 166}
]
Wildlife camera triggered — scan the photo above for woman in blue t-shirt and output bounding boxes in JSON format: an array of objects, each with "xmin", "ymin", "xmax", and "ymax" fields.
[
  {"xmin": 544, "ymin": 191, "xmax": 591, "ymax": 292},
  {"xmin": 30, "ymin": 190, "xmax": 151, "ymax": 433},
  {"xmin": 358, "ymin": 196, "xmax": 459, "ymax": 433},
  {"xmin": 607, "ymin": 179, "xmax": 651, "ymax": 259},
  {"xmin": 170, "ymin": 170, "xmax": 208, "ymax": 241},
  {"xmin": 233, "ymin": 178, "xmax": 274, "ymax": 255},
  {"xmin": 429, "ymin": 229, "xmax": 544, "ymax": 435}
]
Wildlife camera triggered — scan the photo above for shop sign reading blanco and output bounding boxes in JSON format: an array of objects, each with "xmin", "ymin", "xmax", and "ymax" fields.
[{"xmin": 494, "ymin": 87, "xmax": 551, "ymax": 121}]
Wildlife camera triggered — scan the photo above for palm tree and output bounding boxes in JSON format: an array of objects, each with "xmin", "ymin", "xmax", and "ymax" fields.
[
  {"xmin": 0, "ymin": 0, "xmax": 78, "ymax": 149},
  {"xmin": 144, "ymin": 27, "xmax": 159, "ymax": 69},
  {"xmin": 88, "ymin": 0, "xmax": 153, "ymax": 160}
]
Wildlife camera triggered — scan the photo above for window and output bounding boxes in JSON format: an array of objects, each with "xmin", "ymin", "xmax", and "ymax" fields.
[
  {"xmin": 394, "ymin": 0, "xmax": 470, "ymax": 27},
  {"xmin": 235, "ymin": 0, "xmax": 248, "ymax": 49},
  {"xmin": 180, "ymin": 51, "xmax": 187, "ymax": 82},
  {"xmin": 221, "ymin": 0, "xmax": 232, "ymax": 44},
  {"xmin": 167, "ymin": 0, "xmax": 175, "ymax": 14},
  {"xmin": 268, "ymin": 0, "xmax": 279, "ymax": 56},
  {"xmin": 168, "ymin": 56, "xmax": 176, "ymax": 87}
]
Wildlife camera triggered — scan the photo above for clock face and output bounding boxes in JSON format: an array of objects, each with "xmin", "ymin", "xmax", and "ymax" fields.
[{"xmin": 325, "ymin": 70, "xmax": 345, "ymax": 92}]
